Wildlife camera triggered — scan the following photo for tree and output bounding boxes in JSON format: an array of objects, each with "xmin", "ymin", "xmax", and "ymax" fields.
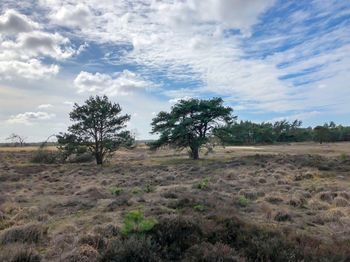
[
  {"xmin": 313, "ymin": 125, "xmax": 329, "ymax": 144},
  {"xmin": 57, "ymin": 95, "xmax": 134, "ymax": 165},
  {"xmin": 6, "ymin": 133, "xmax": 26, "ymax": 147},
  {"xmin": 150, "ymin": 97, "xmax": 235, "ymax": 160}
]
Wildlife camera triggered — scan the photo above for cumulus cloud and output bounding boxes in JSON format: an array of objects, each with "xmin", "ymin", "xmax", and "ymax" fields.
[
  {"xmin": 1, "ymin": 31, "xmax": 75, "ymax": 59},
  {"xmin": 74, "ymin": 70, "xmax": 153, "ymax": 96},
  {"xmin": 0, "ymin": 59, "xmax": 59, "ymax": 80},
  {"xmin": 7, "ymin": 111, "xmax": 56, "ymax": 125},
  {"xmin": 50, "ymin": 3, "xmax": 92, "ymax": 28},
  {"xmin": 0, "ymin": 9, "xmax": 76, "ymax": 79},
  {"xmin": 155, "ymin": 0, "xmax": 276, "ymax": 36},
  {"xmin": 0, "ymin": 9, "xmax": 39, "ymax": 34}
]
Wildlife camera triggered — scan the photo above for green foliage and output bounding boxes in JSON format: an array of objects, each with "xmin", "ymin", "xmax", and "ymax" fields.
[
  {"xmin": 218, "ymin": 120, "xmax": 350, "ymax": 145},
  {"xmin": 110, "ymin": 187, "xmax": 124, "ymax": 196},
  {"xmin": 150, "ymin": 97, "xmax": 235, "ymax": 159},
  {"xmin": 121, "ymin": 210, "xmax": 157, "ymax": 235},
  {"xmin": 57, "ymin": 95, "xmax": 135, "ymax": 165},
  {"xmin": 144, "ymin": 184, "xmax": 155, "ymax": 193},
  {"xmin": 238, "ymin": 196, "xmax": 250, "ymax": 207},
  {"xmin": 131, "ymin": 187, "xmax": 143, "ymax": 194},
  {"xmin": 340, "ymin": 153, "xmax": 349, "ymax": 161},
  {"xmin": 30, "ymin": 150, "xmax": 59, "ymax": 164},
  {"xmin": 193, "ymin": 204, "xmax": 206, "ymax": 212},
  {"xmin": 196, "ymin": 177, "xmax": 210, "ymax": 190}
]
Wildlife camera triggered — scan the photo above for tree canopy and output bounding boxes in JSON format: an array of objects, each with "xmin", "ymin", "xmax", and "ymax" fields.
[
  {"xmin": 57, "ymin": 95, "xmax": 134, "ymax": 165},
  {"xmin": 150, "ymin": 97, "xmax": 235, "ymax": 159},
  {"xmin": 216, "ymin": 120, "xmax": 350, "ymax": 145}
]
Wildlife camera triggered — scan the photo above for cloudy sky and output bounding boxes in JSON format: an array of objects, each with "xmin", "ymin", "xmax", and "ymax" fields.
[{"xmin": 0, "ymin": 0, "xmax": 349, "ymax": 141}]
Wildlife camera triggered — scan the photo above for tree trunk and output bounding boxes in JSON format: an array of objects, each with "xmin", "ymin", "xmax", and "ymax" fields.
[
  {"xmin": 191, "ymin": 147, "xmax": 199, "ymax": 160},
  {"xmin": 95, "ymin": 153, "xmax": 103, "ymax": 165}
]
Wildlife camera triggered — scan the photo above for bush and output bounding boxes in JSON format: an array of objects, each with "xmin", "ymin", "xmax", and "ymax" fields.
[
  {"xmin": 131, "ymin": 187, "xmax": 143, "ymax": 194},
  {"xmin": 30, "ymin": 150, "xmax": 59, "ymax": 164},
  {"xmin": 150, "ymin": 216, "xmax": 202, "ymax": 260},
  {"xmin": 121, "ymin": 210, "xmax": 157, "ymax": 235},
  {"xmin": 0, "ymin": 245, "xmax": 41, "ymax": 262},
  {"xmin": 100, "ymin": 236, "xmax": 159, "ymax": 262},
  {"xmin": 110, "ymin": 187, "xmax": 124, "ymax": 196},
  {"xmin": 184, "ymin": 242, "xmax": 237, "ymax": 262},
  {"xmin": 216, "ymin": 218, "xmax": 304, "ymax": 261},
  {"xmin": 65, "ymin": 244, "xmax": 99, "ymax": 262},
  {"xmin": 237, "ymin": 196, "xmax": 250, "ymax": 207},
  {"xmin": 68, "ymin": 152, "xmax": 94, "ymax": 163},
  {"xmin": 196, "ymin": 177, "xmax": 210, "ymax": 190},
  {"xmin": 144, "ymin": 184, "xmax": 155, "ymax": 193},
  {"xmin": 0, "ymin": 223, "xmax": 47, "ymax": 244},
  {"xmin": 193, "ymin": 204, "xmax": 206, "ymax": 212}
]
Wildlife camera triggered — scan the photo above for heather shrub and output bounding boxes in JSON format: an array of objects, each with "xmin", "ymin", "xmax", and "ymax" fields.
[{"xmin": 100, "ymin": 236, "xmax": 159, "ymax": 262}]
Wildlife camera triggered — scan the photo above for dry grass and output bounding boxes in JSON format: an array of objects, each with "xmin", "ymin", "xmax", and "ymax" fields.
[{"xmin": 1, "ymin": 142, "xmax": 350, "ymax": 260}]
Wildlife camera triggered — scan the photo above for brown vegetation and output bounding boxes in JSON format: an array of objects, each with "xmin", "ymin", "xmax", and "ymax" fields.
[{"xmin": 0, "ymin": 142, "xmax": 350, "ymax": 261}]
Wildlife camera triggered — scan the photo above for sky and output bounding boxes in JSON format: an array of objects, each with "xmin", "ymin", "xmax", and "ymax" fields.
[{"xmin": 0, "ymin": 0, "xmax": 349, "ymax": 141}]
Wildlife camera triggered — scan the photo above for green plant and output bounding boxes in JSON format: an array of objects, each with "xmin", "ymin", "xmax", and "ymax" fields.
[
  {"xmin": 121, "ymin": 210, "xmax": 157, "ymax": 235},
  {"xmin": 144, "ymin": 184, "xmax": 155, "ymax": 193},
  {"xmin": 340, "ymin": 153, "xmax": 349, "ymax": 161},
  {"xmin": 131, "ymin": 187, "xmax": 143, "ymax": 194},
  {"xmin": 197, "ymin": 177, "xmax": 210, "ymax": 190},
  {"xmin": 30, "ymin": 150, "xmax": 59, "ymax": 164},
  {"xmin": 193, "ymin": 204, "xmax": 206, "ymax": 212},
  {"xmin": 110, "ymin": 187, "xmax": 123, "ymax": 196},
  {"xmin": 238, "ymin": 196, "xmax": 250, "ymax": 207}
]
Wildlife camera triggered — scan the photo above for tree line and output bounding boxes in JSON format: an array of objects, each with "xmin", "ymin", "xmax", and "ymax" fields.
[
  {"xmin": 8, "ymin": 95, "xmax": 348, "ymax": 164},
  {"xmin": 215, "ymin": 120, "xmax": 350, "ymax": 145}
]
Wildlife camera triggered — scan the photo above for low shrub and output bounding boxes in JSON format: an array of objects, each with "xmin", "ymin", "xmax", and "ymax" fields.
[
  {"xmin": 237, "ymin": 196, "xmax": 250, "ymax": 207},
  {"xmin": 196, "ymin": 177, "xmax": 210, "ymax": 190},
  {"xmin": 184, "ymin": 242, "xmax": 237, "ymax": 262},
  {"xmin": 0, "ymin": 223, "xmax": 47, "ymax": 244},
  {"xmin": 121, "ymin": 210, "xmax": 157, "ymax": 235},
  {"xmin": 110, "ymin": 187, "xmax": 124, "ymax": 196},
  {"xmin": 144, "ymin": 184, "xmax": 156, "ymax": 193},
  {"xmin": 65, "ymin": 244, "xmax": 99, "ymax": 262},
  {"xmin": 131, "ymin": 187, "xmax": 143, "ymax": 194},
  {"xmin": 30, "ymin": 150, "xmax": 59, "ymax": 164},
  {"xmin": 100, "ymin": 236, "xmax": 159, "ymax": 262},
  {"xmin": 150, "ymin": 216, "xmax": 202, "ymax": 260},
  {"xmin": 193, "ymin": 204, "xmax": 206, "ymax": 212},
  {"xmin": 0, "ymin": 244, "xmax": 41, "ymax": 262}
]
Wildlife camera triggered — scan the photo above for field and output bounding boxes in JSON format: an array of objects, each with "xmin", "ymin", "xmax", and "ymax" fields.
[{"xmin": 1, "ymin": 142, "xmax": 350, "ymax": 261}]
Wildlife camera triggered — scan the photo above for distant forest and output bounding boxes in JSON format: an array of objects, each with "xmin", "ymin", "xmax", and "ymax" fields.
[{"xmin": 215, "ymin": 120, "xmax": 350, "ymax": 145}]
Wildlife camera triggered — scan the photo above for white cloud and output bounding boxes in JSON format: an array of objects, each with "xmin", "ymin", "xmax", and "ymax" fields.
[
  {"xmin": 1, "ymin": 31, "xmax": 75, "ymax": 59},
  {"xmin": 269, "ymin": 111, "xmax": 321, "ymax": 123},
  {"xmin": 168, "ymin": 96, "xmax": 193, "ymax": 104},
  {"xmin": 50, "ymin": 3, "xmax": 92, "ymax": 28},
  {"xmin": 37, "ymin": 103, "xmax": 53, "ymax": 109},
  {"xmin": 0, "ymin": 59, "xmax": 59, "ymax": 80},
  {"xmin": 0, "ymin": 9, "xmax": 40, "ymax": 35},
  {"xmin": 74, "ymin": 70, "xmax": 153, "ymax": 96},
  {"xmin": 63, "ymin": 101, "xmax": 74, "ymax": 106},
  {"xmin": 0, "ymin": 9, "xmax": 76, "ymax": 79},
  {"xmin": 7, "ymin": 111, "xmax": 56, "ymax": 125}
]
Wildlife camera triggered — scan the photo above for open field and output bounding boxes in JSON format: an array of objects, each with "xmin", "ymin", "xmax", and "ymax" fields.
[{"xmin": 1, "ymin": 142, "xmax": 350, "ymax": 261}]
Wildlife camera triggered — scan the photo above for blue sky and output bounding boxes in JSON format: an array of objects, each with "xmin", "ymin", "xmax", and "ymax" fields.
[{"xmin": 0, "ymin": 0, "xmax": 349, "ymax": 141}]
